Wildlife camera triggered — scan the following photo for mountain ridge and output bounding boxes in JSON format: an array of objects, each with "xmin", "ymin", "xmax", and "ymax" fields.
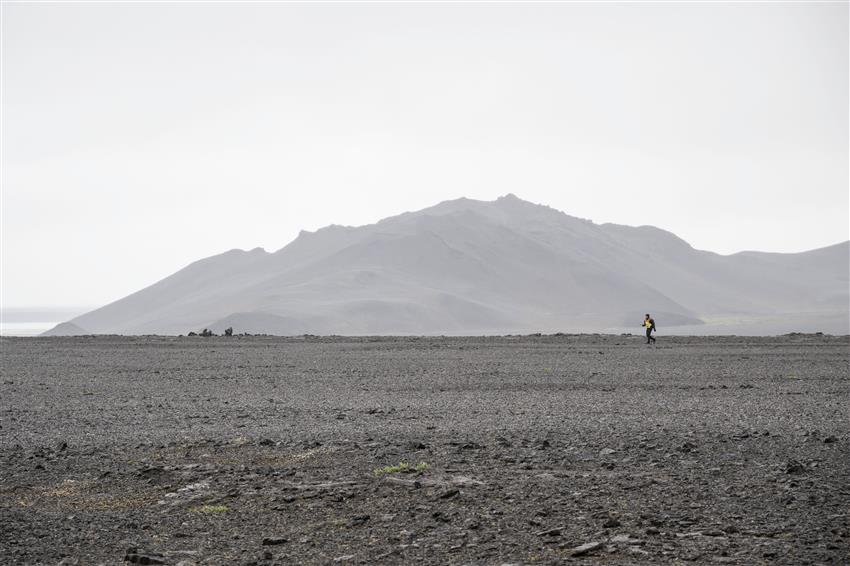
[{"xmin": 44, "ymin": 195, "xmax": 849, "ymax": 336}]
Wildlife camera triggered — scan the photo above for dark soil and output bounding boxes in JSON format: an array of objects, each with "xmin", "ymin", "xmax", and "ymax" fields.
[{"xmin": 1, "ymin": 334, "xmax": 848, "ymax": 565}]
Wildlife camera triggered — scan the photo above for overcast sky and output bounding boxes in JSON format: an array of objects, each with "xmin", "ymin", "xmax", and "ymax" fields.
[{"xmin": 2, "ymin": 1, "xmax": 847, "ymax": 309}]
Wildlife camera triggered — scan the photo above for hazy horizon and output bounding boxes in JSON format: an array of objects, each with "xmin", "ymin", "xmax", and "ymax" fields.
[{"xmin": 2, "ymin": 2, "xmax": 848, "ymax": 309}]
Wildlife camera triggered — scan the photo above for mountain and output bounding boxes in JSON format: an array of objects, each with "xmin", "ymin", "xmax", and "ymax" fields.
[{"xmin": 44, "ymin": 195, "xmax": 849, "ymax": 336}]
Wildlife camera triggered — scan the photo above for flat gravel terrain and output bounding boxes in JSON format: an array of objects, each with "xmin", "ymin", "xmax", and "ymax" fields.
[{"xmin": 1, "ymin": 335, "xmax": 848, "ymax": 566}]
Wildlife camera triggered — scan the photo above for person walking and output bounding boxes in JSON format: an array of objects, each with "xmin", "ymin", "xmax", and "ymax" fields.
[{"xmin": 643, "ymin": 314, "xmax": 656, "ymax": 344}]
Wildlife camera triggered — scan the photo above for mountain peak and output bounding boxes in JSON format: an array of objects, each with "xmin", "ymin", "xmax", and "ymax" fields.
[{"xmin": 49, "ymin": 195, "xmax": 850, "ymax": 336}]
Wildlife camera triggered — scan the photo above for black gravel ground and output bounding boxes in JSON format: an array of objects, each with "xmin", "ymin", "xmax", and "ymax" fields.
[{"xmin": 1, "ymin": 334, "xmax": 848, "ymax": 566}]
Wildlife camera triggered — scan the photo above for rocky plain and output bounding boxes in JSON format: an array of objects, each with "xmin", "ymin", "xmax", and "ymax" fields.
[{"xmin": 0, "ymin": 334, "xmax": 847, "ymax": 565}]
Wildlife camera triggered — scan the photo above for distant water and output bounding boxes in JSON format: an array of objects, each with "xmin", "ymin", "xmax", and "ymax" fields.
[{"xmin": 0, "ymin": 307, "xmax": 94, "ymax": 336}]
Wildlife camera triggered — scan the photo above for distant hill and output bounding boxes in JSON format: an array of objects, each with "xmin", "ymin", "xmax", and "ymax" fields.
[
  {"xmin": 42, "ymin": 321, "xmax": 90, "ymax": 337},
  {"xmin": 46, "ymin": 195, "xmax": 849, "ymax": 336}
]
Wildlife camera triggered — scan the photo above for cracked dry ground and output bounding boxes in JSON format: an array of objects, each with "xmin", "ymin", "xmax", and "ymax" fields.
[{"xmin": 0, "ymin": 335, "xmax": 848, "ymax": 566}]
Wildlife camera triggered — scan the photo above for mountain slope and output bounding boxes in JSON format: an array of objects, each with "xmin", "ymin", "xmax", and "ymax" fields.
[{"xmin": 51, "ymin": 195, "xmax": 849, "ymax": 336}]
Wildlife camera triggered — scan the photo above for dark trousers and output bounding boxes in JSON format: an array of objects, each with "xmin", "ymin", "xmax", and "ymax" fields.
[{"xmin": 646, "ymin": 328, "xmax": 655, "ymax": 343}]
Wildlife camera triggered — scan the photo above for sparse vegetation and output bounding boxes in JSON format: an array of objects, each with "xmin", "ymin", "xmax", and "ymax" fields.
[{"xmin": 373, "ymin": 461, "xmax": 429, "ymax": 476}]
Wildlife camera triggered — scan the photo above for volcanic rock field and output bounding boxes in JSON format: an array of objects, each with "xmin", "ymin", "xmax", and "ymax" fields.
[{"xmin": 1, "ymin": 334, "xmax": 848, "ymax": 565}]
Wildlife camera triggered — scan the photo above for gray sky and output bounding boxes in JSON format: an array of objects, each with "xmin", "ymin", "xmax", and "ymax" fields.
[{"xmin": 2, "ymin": 1, "xmax": 848, "ymax": 309}]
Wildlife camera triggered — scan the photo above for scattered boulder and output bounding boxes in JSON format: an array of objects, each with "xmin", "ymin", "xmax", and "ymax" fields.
[
  {"xmin": 124, "ymin": 549, "xmax": 165, "ymax": 565},
  {"xmin": 439, "ymin": 488, "xmax": 460, "ymax": 499},
  {"xmin": 348, "ymin": 515, "xmax": 370, "ymax": 527},
  {"xmin": 571, "ymin": 541, "xmax": 603, "ymax": 556},
  {"xmin": 611, "ymin": 534, "xmax": 645, "ymax": 545}
]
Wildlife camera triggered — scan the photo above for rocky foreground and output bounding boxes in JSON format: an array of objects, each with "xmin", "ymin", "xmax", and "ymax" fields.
[{"xmin": 1, "ymin": 334, "xmax": 848, "ymax": 565}]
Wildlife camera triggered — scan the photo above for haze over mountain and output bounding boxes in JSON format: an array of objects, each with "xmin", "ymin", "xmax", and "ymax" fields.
[{"xmin": 45, "ymin": 195, "xmax": 849, "ymax": 336}]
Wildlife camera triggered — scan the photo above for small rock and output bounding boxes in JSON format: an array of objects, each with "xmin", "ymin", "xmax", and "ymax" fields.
[
  {"xmin": 599, "ymin": 448, "xmax": 616, "ymax": 456},
  {"xmin": 535, "ymin": 527, "xmax": 564, "ymax": 537},
  {"xmin": 610, "ymin": 534, "xmax": 645, "ymax": 545},
  {"xmin": 439, "ymin": 488, "xmax": 460, "ymax": 499},
  {"xmin": 823, "ymin": 435, "xmax": 838, "ymax": 444},
  {"xmin": 785, "ymin": 460, "xmax": 806, "ymax": 474},
  {"xmin": 333, "ymin": 555, "xmax": 355, "ymax": 562},
  {"xmin": 124, "ymin": 551, "xmax": 166, "ymax": 565},
  {"xmin": 571, "ymin": 541, "xmax": 603, "ymax": 556},
  {"xmin": 261, "ymin": 537, "xmax": 288, "ymax": 546},
  {"xmin": 645, "ymin": 527, "xmax": 660, "ymax": 535},
  {"xmin": 602, "ymin": 517, "xmax": 621, "ymax": 528}
]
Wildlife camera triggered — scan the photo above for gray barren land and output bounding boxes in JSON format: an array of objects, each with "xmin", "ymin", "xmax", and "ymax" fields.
[{"xmin": 1, "ymin": 335, "xmax": 848, "ymax": 565}]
